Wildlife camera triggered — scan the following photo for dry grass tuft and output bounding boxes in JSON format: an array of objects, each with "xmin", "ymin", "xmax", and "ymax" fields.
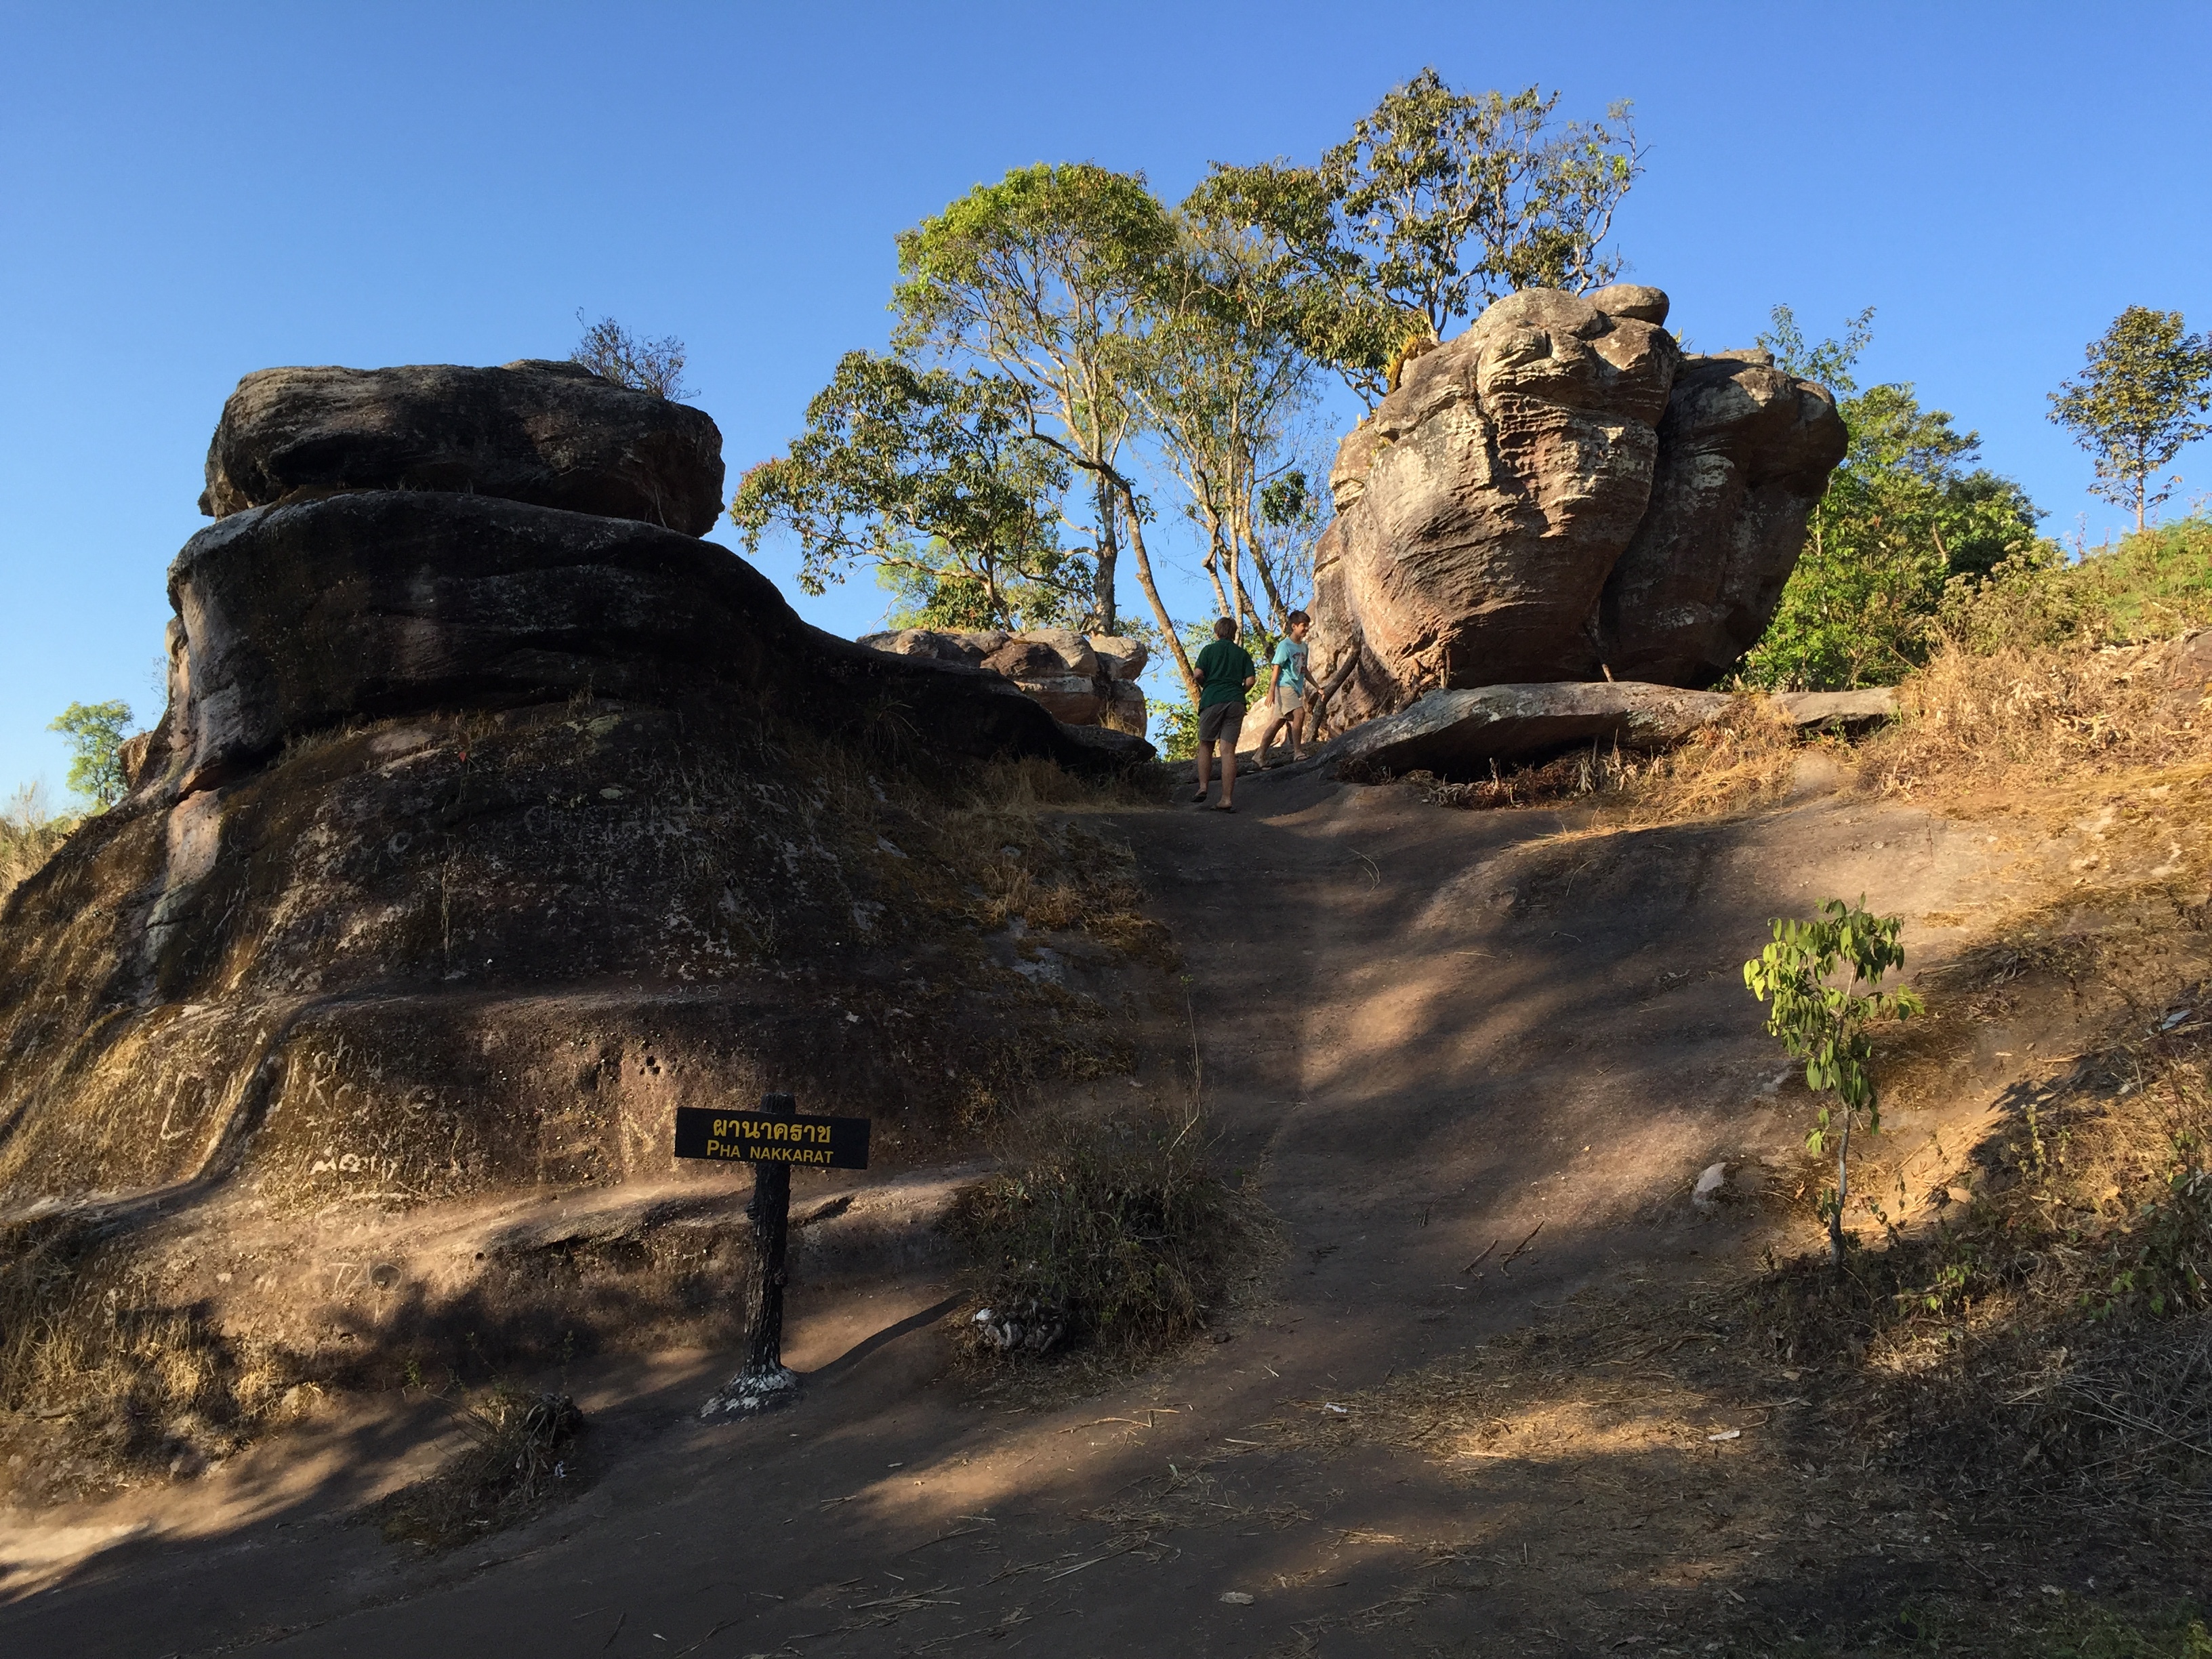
[
  {"xmin": 1422, "ymin": 695, "xmax": 1819, "ymax": 826},
  {"xmin": 0, "ymin": 783, "xmax": 75, "ymax": 907},
  {"xmin": 368, "ymin": 1383, "xmax": 586, "ymax": 1550},
  {"xmin": 947, "ymin": 1107, "xmax": 1269, "ymax": 1372},
  {"xmin": 0, "ymin": 1216, "xmax": 298, "ymax": 1499}
]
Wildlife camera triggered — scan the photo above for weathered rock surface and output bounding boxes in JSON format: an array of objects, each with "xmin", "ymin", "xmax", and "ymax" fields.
[
  {"xmin": 199, "ymin": 360, "xmax": 727, "ymax": 535},
  {"xmin": 1324, "ymin": 680, "xmax": 1895, "ymax": 777},
  {"xmin": 150, "ymin": 491, "xmax": 1146, "ymax": 796},
  {"xmin": 1581, "ymin": 351, "xmax": 1849, "ymax": 685},
  {"xmin": 1315, "ymin": 287, "xmax": 1683, "ymax": 721},
  {"xmin": 1311, "ymin": 287, "xmax": 1847, "ymax": 723},
  {"xmin": 856, "ymin": 626, "xmax": 1148, "ymax": 734}
]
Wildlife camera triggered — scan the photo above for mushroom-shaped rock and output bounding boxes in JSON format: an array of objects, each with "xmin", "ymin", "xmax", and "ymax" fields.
[{"xmin": 199, "ymin": 360, "xmax": 727, "ymax": 535}]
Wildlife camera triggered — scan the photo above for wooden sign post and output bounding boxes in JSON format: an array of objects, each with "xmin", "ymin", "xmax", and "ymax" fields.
[{"xmin": 676, "ymin": 1092, "xmax": 871, "ymax": 1415}]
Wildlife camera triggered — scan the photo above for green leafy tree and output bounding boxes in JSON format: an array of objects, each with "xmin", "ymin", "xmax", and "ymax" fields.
[
  {"xmin": 1745, "ymin": 306, "xmax": 2043, "ymax": 688},
  {"xmin": 1322, "ymin": 68, "xmax": 1643, "ymax": 340},
  {"xmin": 729, "ymin": 351, "xmax": 1080, "ymax": 631},
  {"xmin": 2049, "ymin": 305, "xmax": 2212, "ymax": 531},
  {"xmin": 1135, "ymin": 194, "xmax": 1323, "ymax": 638},
  {"xmin": 1178, "ymin": 160, "xmax": 1410, "ymax": 410},
  {"xmin": 1195, "ymin": 71, "xmax": 1640, "ymax": 406},
  {"xmin": 1743, "ymin": 899, "xmax": 1923, "ymax": 1271},
  {"xmin": 570, "ymin": 312, "xmax": 691, "ymax": 399},
  {"xmin": 893, "ymin": 163, "xmax": 1180, "ymax": 665},
  {"xmin": 49, "ymin": 699, "xmax": 134, "ymax": 809}
]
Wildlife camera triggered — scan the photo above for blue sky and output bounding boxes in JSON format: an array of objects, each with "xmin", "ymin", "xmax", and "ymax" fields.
[{"xmin": 3, "ymin": 1, "xmax": 2208, "ymax": 800}]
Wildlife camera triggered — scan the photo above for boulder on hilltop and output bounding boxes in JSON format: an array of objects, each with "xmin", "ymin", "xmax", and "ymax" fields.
[
  {"xmin": 857, "ymin": 626, "xmax": 1149, "ymax": 735},
  {"xmin": 1311, "ymin": 287, "xmax": 1846, "ymax": 726},
  {"xmin": 1, "ymin": 356, "xmax": 1155, "ymax": 1242},
  {"xmin": 1580, "ymin": 350, "xmax": 1849, "ymax": 686},
  {"xmin": 1315, "ymin": 287, "xmax": 1682, "ymax": 720},
  {"xmin": 199, "ymin": 360, "xmax": 728, "ymax": 535}
]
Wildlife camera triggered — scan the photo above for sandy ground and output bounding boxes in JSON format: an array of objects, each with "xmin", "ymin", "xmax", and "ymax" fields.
[{"xmin": 0, "ymin": 760, "xmax": 2127, "ymax": 1656}]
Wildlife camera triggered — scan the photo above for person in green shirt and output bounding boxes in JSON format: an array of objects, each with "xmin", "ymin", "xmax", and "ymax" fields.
[{"xmin": 1191, "ymin": 617, "xmax": 1256, "ymax": 813}]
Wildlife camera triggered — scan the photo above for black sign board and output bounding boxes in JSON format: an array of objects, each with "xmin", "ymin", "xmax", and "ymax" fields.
[{"xmin": 674, "ymin": 1105, "xmax": 871, "ymax": 1170}]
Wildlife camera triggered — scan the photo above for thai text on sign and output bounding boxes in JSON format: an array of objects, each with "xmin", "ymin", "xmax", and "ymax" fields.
[{"xmin": 672, "ymin": 1106, "xmax": 871, "ymax": 1170}]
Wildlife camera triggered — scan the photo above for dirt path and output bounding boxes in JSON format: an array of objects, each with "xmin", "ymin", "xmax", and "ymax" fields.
[{"xmin": 0, "ymin": 765, "xmax": 2046, "ymax": 1656}]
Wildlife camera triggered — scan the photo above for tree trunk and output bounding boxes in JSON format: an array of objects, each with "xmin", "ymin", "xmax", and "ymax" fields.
[
  {"xmin": 1201, "ymin": 518, "xmax": 1233, "ymax": 619},
  {"xmin": 1829, "ymin": 1111, "xmax": 1851, "ymax": 1273},
  {"xmin": 1117, "ymin": 478, "xmax": 1198, "ymax": 701},
  {"xmin": 1093, "ymin": 476, "xmax": 1120, "ymax": 635},
  {"xmin": 1245, "ymin": 508, "xmax": 1292, "ymax": 635},
  {"xmin": 1227, "ymin": 508, "xmax": 1262, "ymax": 637}
]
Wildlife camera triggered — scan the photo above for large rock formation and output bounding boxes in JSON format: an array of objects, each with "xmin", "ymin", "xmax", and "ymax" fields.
[
  {"xmin": 1313, "ymin": 287, "xmax": 1845, "ymax": 725},
  {"xmin": 1579, "ymin": 351, "xmax": 1854, "ymax": 686},
  {"xmin": 859, "ymin": 626, "xmax": 1150, "ymax": 737},
  {"xmin": 199, "ymin": 360, "xmax": 729, "ymax": 535},
  {"xmin": 3, "ymin": 359, "xmax": 1153, "ymax": 1227}
]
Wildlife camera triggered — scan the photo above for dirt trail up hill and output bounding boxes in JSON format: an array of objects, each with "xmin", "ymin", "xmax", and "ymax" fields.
[{"xmin": 0, "ymin": 754, "xmax": 2197, "ymax": 1658}]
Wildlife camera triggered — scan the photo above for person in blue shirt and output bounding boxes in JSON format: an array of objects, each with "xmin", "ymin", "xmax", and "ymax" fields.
[
  {"xmin": 1253, "ymin": 609, "xmax": 1311, "ymax": 767},
  {"xmin": 1190, "ymin": 616, "xmax": 1256, "ymax": 813}
]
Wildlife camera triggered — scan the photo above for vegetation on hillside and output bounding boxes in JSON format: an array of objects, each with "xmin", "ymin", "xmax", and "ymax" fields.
[
  {"xmin": 729, "ymin": 66, "xmax": 1642, "ymax": 712},
  {"xmin": 2050, "ymin": 304, "xmax": 2212, "ymax": 533}
]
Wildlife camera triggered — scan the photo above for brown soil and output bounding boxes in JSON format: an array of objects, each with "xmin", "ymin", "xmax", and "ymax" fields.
[{"xmin": 3, "ymin": 749, "xmax": 2207, "ymax": 1657}]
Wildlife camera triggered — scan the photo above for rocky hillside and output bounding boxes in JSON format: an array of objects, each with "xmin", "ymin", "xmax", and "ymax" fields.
[{"xmin": 0, "ymin": 362, "xmax": 1166, "ymax": 1488}]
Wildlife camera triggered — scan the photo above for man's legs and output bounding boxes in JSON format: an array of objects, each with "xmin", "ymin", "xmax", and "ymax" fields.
[
  {"xmin": 1193, "ymin": 737, "xmax": 1214, "ymax": 801},
  {"xmin": 1218, "ymin": 716, "xmax": 1242, "ymax": 808}
]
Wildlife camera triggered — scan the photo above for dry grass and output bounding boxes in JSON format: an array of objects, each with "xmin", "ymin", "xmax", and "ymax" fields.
[
  {"xmin": 1743, "ymin": 1006, "xmax": 2212, "ymax": 1535},
  {"xmin": 0, "ymin": 1216, "xmax": 299, "ymax": 1500},
  {"xmin": 0, "ymin": 783, "xmax": 75, "ymax": 907},
  {"xmin": 368, "ymin": 1383, "xmax": 585, "ymax": 1550},
  {"xmin": 1421, "ymin": 694, "xmax": 1820, "ymax": 825},
  {"xmin": 947, "ymin": 1106, "xmax": 1271, "ymax": 1373},
  {"xmin": 1873, "ymin": 634, "xmax": 2212, "ymax": 799}
]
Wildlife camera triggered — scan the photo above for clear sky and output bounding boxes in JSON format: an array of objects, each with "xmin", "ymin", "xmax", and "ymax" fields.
[{"xmin": 3, "ymin": 1, "xmax": 2208, "ymax": 801}]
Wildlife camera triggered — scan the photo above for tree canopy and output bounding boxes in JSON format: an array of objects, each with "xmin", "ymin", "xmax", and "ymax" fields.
[
  {"xmin": 729, "ymin": 351, "xmax": 1078, "ymax": 631},
  {"xmin": 2049, "ymin": 306, "xmax": 2212, "ymax": 532},
  {"xmin": 732, "ymin": 70, "xmax": 1647, "ymax": 718},
  {"xmin": 894, "ymin": 162, "xmax": 1176, "ymax": 640},
  {"xmin": 49, "ymin": 700, "xmax": 133, "ymax": 809},
  {"xmin": 1744, "ymin": 307, "xmax": 2043, "ymax": 690}
]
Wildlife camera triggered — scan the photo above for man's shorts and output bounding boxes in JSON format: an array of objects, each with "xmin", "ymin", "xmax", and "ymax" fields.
[
  {"xmin": 1269, "ymin": 685, "xmax": 1307, "ymax": 720},
  {"xmin": 1197, "ymin": 700, "xmax": 1245, "ymax": 745}
]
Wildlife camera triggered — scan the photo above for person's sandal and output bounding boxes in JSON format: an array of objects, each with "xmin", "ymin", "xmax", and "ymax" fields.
[{"xmin": 1214, "ymin": 802, "xmax": 1236, "ymax": 813}]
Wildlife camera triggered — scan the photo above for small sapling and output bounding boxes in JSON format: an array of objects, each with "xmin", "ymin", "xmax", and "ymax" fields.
[{"xmin": 1743, "ymin": 897, "xmax": 1924, "ymax": 1269}]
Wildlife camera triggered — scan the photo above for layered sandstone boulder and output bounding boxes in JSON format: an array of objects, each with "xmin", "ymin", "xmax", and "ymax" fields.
[
  {"xmin": 199, "ymin": 360, "xmax": 728, "ymax": 535},
  {"xmin": 858, "ymin": 626, "xmax": 1150, "ymax": 736},
  {"xmin": 0, "ymin": 361, "xmax": 1159, "ymax": 1406},
  {"xmin": 1580, "ymin": 350, "xmax": 1849, "ymax": 685},
  {"xmin": 1311, "ymin": 287, "xmax": 1846, "ymax": 725}
]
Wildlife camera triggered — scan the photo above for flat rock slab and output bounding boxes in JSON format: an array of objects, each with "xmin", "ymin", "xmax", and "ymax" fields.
[
  {"xmin": 200, "ymin": 359, "xmax": 726, "ymax": 535},
  {"xmin": 1326, "ymin": 681, "xmax": 1896, "ymax": 777}
]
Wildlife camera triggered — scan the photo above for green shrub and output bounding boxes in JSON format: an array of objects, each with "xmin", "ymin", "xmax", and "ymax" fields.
[{"xmin": 1945, "ymin": 516, "xmax": 2212, "ymax": 653}]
